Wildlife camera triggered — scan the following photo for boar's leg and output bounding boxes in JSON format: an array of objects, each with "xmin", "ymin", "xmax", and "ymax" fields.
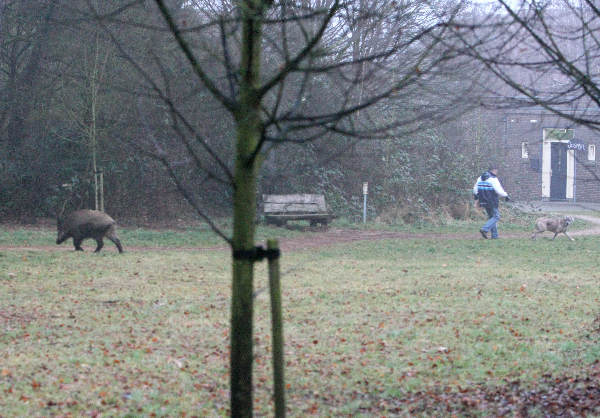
[
  {"xmin": 74, "ymin": 238, "xmax": 84, "ymax": 251},
  {"xmin": 108, "ymin": 237, "xmax": 123, "ymax": 253},
  {"xmin": 552, "ymin": 232, "xmax": 558, "ymax": 240},
  {"xmin": 94, "ymin": 238, "xmax": 104, "ymax": 253},
  {"xmin": 563, "ymin": 231, "xmax": 575, "ymax": 241},
  {"xmin": 105, "ymin": 226, "xmax": 123, "ymax": 253}
]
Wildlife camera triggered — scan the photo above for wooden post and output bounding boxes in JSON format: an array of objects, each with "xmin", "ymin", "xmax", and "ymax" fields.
[
  {"xmin": 93, "ymin": 171, "xmax": 99, "ymax": 211},
  {"xmin": 99, "ymin": 170, "xmax": 104, "ymax": 212},
  {"xmin": 267, "ymin": 239, "xmax": 285, "ymax": 417}
]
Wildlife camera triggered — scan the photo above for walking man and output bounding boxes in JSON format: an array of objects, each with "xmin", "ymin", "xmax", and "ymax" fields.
[{"xmin": 473, "ymin": 165, "xmax": 510, "ymax": 239}]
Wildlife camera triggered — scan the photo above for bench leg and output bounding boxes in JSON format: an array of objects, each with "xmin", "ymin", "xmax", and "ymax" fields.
[{"xmin": 267, "ymin": 218, "xmax": 286, "ymax": 227}]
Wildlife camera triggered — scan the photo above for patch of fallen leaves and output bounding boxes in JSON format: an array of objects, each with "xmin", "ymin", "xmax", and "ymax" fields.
[
  {"xmin": 348, "ymin": 364, "xmax": 600, "ymax": 416},
  {"xmin": 0, "ymin": 305, "xmax": 43, "ymax": 327}
]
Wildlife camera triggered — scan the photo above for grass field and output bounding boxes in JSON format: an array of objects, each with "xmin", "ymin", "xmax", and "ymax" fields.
[
  {"xmin": 0, "ymin": 221, "xmax": 311, "ymax": 249},
  {"xmin": 1, "ymin": 219, "xmax": 600, "ymax": 416}
]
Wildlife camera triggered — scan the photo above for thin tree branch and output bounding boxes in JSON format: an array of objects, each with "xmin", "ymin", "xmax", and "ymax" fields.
[{"xmin": 153, "ymin": 0, "xmax": 238, "ymax": 112}]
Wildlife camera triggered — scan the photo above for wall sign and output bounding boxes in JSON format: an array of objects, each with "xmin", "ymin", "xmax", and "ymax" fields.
[{"xmin": 568, "ymin": 140, "xmax": 586, "ymax": 151}]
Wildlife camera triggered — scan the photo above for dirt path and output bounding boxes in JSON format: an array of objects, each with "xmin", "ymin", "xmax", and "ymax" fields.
[
  {"xmin": 278, "ymin": 214, "xmax": 600, "ymax": 250},
  {"xmin": 2, "ymin": 214, "xmax": 600, "ymax": 253}
]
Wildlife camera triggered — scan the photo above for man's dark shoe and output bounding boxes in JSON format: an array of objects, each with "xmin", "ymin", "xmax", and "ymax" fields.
[{"xmin": 480, "ymin": 229, "xmax": 488, "ymax": 239}]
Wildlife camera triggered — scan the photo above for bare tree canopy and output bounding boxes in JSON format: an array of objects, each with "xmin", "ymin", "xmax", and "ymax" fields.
[{"xmin": 454, "ymin": 0, "xmax": 600, "ymax": 128}]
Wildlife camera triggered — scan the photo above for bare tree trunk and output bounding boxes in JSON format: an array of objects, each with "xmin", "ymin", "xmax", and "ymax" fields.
[
  {"xmin": 230, "ymin": 0, "xmax": 264, "ymax": 415},
  {"xmin": 89, "ymin": 33, "xmax": 108, "ymax": 212},
  {"xmin": 4, "ymin": 2, "xmax": 56, "ymax": 152},
  {"xmin": 92, "ymin": 82, "xmax": 99, "ymax": 211}
]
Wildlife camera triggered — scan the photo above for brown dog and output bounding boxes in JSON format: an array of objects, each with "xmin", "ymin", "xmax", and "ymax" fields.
[{"xmin": 531, "ymin": 216, "xmax": 575, "ymax": 241}]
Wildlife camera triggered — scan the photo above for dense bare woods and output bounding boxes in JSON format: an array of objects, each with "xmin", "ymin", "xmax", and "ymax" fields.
[{"xmin": 0, "ymin": 0, "xmax": 488, "ymax": 223}]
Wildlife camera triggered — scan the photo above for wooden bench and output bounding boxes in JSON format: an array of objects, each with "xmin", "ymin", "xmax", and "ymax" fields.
[{"xmin": 262, "ymin": 194, "xmax": 334, "ymax": 227}]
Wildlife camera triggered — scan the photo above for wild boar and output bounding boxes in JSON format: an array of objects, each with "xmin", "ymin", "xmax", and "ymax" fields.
[
  {"xmin": 56, "ymin": 209, "xmax": 123, "ymax": 253},
  {"xmin": 531, "ymin": 216, "xmax": 574, "ymax": 241}
]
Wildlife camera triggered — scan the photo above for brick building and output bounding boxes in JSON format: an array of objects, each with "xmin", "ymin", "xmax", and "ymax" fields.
[{"xmin": 493, "ymin": 109, "xmax": 600, "ymax": 203}]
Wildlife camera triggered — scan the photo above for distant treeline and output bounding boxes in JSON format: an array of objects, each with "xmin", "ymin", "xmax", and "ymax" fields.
[{"xmin": 0, "ymin": 0, "xmax": 496, "ymax": 223}]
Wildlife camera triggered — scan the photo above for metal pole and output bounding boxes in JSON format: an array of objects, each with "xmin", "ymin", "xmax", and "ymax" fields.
[{"xmin": 362, "ymin": 182, "xmax": 368, "ymax": 223}]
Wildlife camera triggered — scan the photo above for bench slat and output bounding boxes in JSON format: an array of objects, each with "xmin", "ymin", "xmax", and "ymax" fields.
[
  {"xmin": 263, "ymin": 194, "xmax": 325, "ymax": 203},
  {"xmin": 264, "ymin": 203, "xmax": 323, "ymax": 213},
  {"xmin": 265, "ymin": 213, "xmax": 331, "ymax": 220}
]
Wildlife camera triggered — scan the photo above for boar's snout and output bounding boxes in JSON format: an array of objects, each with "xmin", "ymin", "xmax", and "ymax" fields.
[{"xmin": 56, "ymin": 232, "xmax": 68, "ymax": 245}]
